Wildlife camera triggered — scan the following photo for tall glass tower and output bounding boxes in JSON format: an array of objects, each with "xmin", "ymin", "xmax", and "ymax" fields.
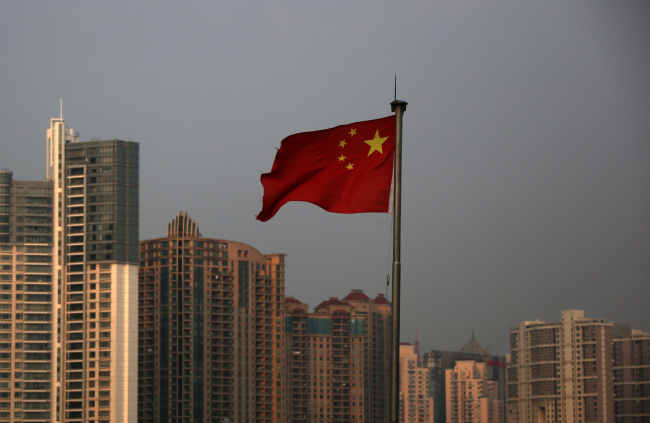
[{"xmin": 47, "ymin": 117, "xmax": 139, "ymax": 422}]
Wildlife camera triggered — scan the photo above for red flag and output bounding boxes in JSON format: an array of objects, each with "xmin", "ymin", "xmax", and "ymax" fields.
[{"xmin": 257, "ymin": 115, "xmax": 396, "ymax": 222}]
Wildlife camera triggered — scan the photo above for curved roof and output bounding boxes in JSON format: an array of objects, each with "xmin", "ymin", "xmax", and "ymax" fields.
[
  {"xmin": 168, "ymin": 211, "xmax": 201, "ymax": 237},
  {"xmin": 460, "ymin": 330, "xmax": 489, "ymax": 355},
  {"xmin": 315, "ymin": 297, "xmax": 349, "ymax": 310},
  {"xmin": 342, "ymin": 290, "xmax": 371, "ymax": 302},
  {"xmin": 373, "ymin": 294, "xmax": 390, "ymax": 305}
]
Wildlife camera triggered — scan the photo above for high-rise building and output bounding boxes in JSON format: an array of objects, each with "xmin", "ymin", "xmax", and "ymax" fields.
[
  {"xmin": 285, "ymin": 290, "xmax": 391, "ymax": 423},
  {"xmin": 341, "ymin": 289, "xmax": 391, "ymax": 422},
  {"xmin": 506, "ymin": 310, "xmax": 614, "ymax": 423},
  {"xmin": 0, "ymin": 170, "xmax": 55, "ymax": 422},
  {"xmin": 138, "ymin": 212, "xmax": 286, "ymax": 423},
  {"xmin": 612, "ymin": 325, "xmax": 650, "ymax": 422},
  {"xmin": 399, "ymin": 343, "xmax": 434, "ymax": 423},
  {"xmin": 446, "ymin": 360, "xmax": 502, "ymax": 423},
  {"xmin": 422, "ymin": 333, "xmax": 506, "ymax": 423},
  {"xmin": 1, "ymin": 115, "xmax": 139, "ymax": 422},
  {"xmin": 48, "ymin": 117, "xmax": 139, "ymax": 423}
]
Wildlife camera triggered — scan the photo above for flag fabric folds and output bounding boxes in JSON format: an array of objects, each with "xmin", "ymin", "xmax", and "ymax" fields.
[{"xmin": 257, "ymin": 115, "xmax": 396, "ymax": 222}]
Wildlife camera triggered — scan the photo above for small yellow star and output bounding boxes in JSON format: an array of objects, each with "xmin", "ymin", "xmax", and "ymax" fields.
[
  {"xmin": 339, "ymin": 139, "xmax": 347, "ymax": 148},
  {"xmin": 348, "ymin": 128, "xmax": 357, "ymax": 137},
  {"xmin": 346, "ymin": 162, "xmax": 354, "ymax": 170},
  {"xmin": 338, "ymin": 154, "xmax": 346, "ymax": 162},
  {"xmin": 364, "ymin": 130, "xmax": 389, "ymax": 156}
]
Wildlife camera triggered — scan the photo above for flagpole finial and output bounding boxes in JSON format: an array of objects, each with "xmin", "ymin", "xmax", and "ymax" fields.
[{"xmin": 391, "ymin": 100, "xmax": 408, "ymax": 112}]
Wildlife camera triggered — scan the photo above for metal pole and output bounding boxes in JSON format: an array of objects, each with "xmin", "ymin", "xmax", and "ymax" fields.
[{"xmin": 390, "ymin": 99, "xmax": 407, "ymax": 423}]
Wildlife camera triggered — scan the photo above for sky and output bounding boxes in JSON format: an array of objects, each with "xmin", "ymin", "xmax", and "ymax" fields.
[{"xmin": 2, "ymin": 1, "xmax": 649, "ymax": 356}]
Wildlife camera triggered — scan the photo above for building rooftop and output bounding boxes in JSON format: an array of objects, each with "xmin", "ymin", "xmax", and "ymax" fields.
[
  {"xmin": 315, "ymin": 297, "xmax": 350, "ymax": 310},
  {"xmin": 460, "ymin": 330, "xmax": 489, "ymax": 355},
  {"xmin": 342, "ymin": 290, "xmax": 371, "ymax": 302},
  {"xmin": 373, "ymin": 294, "xmax": 390, "ymax": 305}
]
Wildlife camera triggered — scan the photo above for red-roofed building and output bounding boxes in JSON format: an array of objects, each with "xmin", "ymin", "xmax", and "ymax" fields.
[
  {"xmin": 373, "ymin": 294, "xmax": 390, "ymax": 305},
  {"xmin": 286, "ymin": 290, "xmax": 391, "ymax": 423},
  {"xmin": 342, "ymin": 289, "xmax": 371, "ymax": 302},
  {"xmin": 314, "ymin": 297, "xmax": 352, "ymax": 313}
]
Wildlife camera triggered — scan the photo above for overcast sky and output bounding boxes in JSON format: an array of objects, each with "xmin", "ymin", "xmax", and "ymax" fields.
[{"xmin": 2, "ymin": 1, "xmax": 648, "ymax": 356}]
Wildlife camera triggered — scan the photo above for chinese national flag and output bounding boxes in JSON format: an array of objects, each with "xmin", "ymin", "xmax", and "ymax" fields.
[{"xmin": 257, "ymin": 115, "xmax": 396, "ymax": 222}]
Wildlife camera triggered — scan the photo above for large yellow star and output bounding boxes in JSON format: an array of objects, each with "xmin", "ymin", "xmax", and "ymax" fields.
[{"xmin": 364, "ymin": 130, "xmax": 389, "ymax": 156}]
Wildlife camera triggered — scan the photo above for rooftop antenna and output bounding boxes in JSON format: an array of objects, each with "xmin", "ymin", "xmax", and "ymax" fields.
[
  {"xmin": 60, "ymin": 99, "xmax": 63, "ymax": 120},
  {"xmin": 415, "ymin": 326, "xmax": 420, "ymax": 365}
]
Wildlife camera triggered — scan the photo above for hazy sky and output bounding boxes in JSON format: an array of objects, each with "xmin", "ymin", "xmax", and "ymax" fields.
[{"xmin": 2, "ymin": 1, "xmax": 648, "ymax": 355}]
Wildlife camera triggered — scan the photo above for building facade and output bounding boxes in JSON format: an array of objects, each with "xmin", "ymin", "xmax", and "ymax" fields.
[
  {"xmin": 399, "ymin": 343, "xmax": 434, "ymax": 423},
  {"xmin": 285, "ymin": 290, "xmax": 391, "ymax": 423},
  {"xmin": 506, "ymin": 310, "xmax": 614, "ymax": 423},
  {"xmin": 422, "ymin": 334, "xmax": 506, "ymax": 423},
  {"xmin": 0, "ymin": 170, "xmax": 54, "ymax": 422},
  {"xmin": 446, "ymin": 360, "xmax": 502, "ymax": 423},
  {"xmin": 1, "ymin": 116, "xmax": 139, "ymax": 422},
  {"xmin": 613, "ymin": 325, "xmax": 650, "ymax": 422},
  {"xmin": 49, "ymin": 118, "xmax": 139, "ymax": 423},
  {"xmin": 138, "ymin": 212, "xmax": 286, "ymax": 423}
]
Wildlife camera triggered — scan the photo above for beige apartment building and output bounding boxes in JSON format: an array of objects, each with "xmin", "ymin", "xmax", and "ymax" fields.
[
  {"xmin": 613, "ymin": 326, "xmax": 650, "ymax": 422},
  {"xmin": 399, "ymin": 343, "xmax": 434, "ymax": 423},
  {"xmin": 285, "ymin": 290, "xmax": 391, "ymax": 423},
  {"xmin": 0, "ymin": 171, "xmax": 54, "ymax": 422},
  {"xmin": 446, "ymin": 360, "xmax": 502, "ymax": 423},
  {"xmin": 422, "ymin": 334, "xmax": 506, "ymax": 423},
  {"xmin": 507, "ymin": 310, "xmax": 614, "ymax": 423}
]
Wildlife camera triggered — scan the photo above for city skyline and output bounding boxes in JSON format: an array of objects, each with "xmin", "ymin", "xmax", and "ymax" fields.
[{"xmin": 2, "ymin": 2, "xmax": 649, "ymax": 357}]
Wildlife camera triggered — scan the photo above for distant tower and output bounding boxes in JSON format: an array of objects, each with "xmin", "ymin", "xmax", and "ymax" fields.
[{"xmin": 460, "ymin": 330, "xmax": 490, "ymax": 355}]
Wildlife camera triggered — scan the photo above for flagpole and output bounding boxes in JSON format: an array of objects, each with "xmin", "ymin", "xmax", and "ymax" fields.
[{"xmin": 390, "ymin": 99, "xmax": 407, "ymax": 423}]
